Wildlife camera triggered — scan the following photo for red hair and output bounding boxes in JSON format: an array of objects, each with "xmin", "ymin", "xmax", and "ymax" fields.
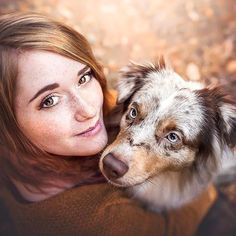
[{"xmin": 0, "ymin": 12, "xmax": 113, "ymax": 190}]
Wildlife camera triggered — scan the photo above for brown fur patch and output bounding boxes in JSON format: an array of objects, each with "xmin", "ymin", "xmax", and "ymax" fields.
[{"xmin": 156, "ymin": 119, "xmax": 177, "ymax": 137}]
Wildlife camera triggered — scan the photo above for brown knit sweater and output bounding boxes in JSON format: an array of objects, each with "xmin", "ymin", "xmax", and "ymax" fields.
[
  {"xmin": 0, "ymin": 91, "xmax": 217, "ymax": 235},
  {"xmin": 0, "ymin": 182, "xmax": 216, "ymax": 236}
]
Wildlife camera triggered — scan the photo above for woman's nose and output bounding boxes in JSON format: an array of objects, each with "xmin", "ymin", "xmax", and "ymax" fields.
[{"xmin": 73, "ymin": 96, "xmax": 97, "ymax": 122}]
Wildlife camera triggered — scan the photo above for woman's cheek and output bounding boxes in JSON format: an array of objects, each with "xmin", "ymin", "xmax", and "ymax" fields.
[{"xmin": 22, "ymin": 112, "xmax": 71, "ymax": 144}]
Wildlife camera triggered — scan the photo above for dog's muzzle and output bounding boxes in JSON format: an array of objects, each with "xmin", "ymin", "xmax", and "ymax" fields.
[{"xmin": 102, "ymin": 153, "xmax": 129, "ymax": 180}]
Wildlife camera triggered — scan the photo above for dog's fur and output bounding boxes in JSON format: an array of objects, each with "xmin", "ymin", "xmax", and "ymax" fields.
[{"xmin": 99, "ymin": 58, "xmax": 236, "ymax": 212}]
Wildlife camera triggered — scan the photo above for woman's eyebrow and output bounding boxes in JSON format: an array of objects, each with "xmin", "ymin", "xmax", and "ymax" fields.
[
  {"xmin": 28, "ymin": 83, "xmax": 59, "ymax": 103},
  {"xmin": 28, "ymin": 66, "xmax": 90, "ymax": 104},
  {"xmin": 77, "ymin": 65, "xmax": 90, "ymax": 76}
]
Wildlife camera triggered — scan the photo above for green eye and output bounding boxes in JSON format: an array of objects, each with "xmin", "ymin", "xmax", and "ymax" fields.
[
  {"xmin": 79, "ymin": 71, "xmax": 92, "ymax": 85},
  {"xmin": 41, "ymin": 96, "xmax": 59, "ymax": 108}
]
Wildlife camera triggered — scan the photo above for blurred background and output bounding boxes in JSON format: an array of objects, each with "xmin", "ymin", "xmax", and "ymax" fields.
[
  {"xmin": 0, "ymin": 0, "xmax": 235, "ymax": 96},
  {"xmin": 0, "ymin": 0, "xmax": 236, "ymax": 234}
]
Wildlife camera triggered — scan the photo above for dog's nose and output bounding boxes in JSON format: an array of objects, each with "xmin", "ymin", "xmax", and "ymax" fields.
[{"xmin": 102, "ymin": 153, "xmax": 129, "ymax": 179}]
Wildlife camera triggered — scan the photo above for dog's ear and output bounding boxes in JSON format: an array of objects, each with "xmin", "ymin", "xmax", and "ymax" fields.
[
  {"xmin": 219, "ymin": 99, "xmax": 236, "ymax": 148},
  {"xmin": 117, "ymin": 56, "xmax": 167, "ymax": 104},
  {"xmin": 116, "ymin": 63, "xmax": 144, "ymax": 104},
  {"xmin": 196, "ymin": 87, "xmax": 236, "ymax": 148}
]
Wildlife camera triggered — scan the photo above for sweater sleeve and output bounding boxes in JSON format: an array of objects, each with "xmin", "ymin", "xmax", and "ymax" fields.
[
  {"xmin": 85, "ymin": 184, "xmax": 217, "ymax": 236},
  {"xmin": 0, "ymin": 183, "xmax": 217, "ymax": 236}
]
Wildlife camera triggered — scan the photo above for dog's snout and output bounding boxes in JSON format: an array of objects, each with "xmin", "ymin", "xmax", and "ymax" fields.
[{"xmin": 102, "ymin": 153, "xmax": 129, "ymax": 179}]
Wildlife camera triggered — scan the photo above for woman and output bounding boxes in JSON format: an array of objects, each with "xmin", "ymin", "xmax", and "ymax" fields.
[{"xmin": 0, "ymin": 12, "xmax": 216, "ymax": 235}]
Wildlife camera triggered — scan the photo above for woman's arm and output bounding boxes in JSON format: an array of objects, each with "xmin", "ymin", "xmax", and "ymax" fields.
[
  {"xmin": 87, "ymin": 184, "xmax": 217, "ymax": 236},
  {"xmin": 0, "ymin": 183, "xmax": 217, "ymax": 236}
]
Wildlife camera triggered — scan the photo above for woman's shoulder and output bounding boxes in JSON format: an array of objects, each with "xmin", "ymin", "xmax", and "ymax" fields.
[
  {"xmin": 0, "ymin": 181, "xmax": 126, "ymax": 209},
  {"xmin": 0, "ymin": 182, "xmax": 163, "ymax": 235},
  {"xmin": 0, "ymin": 181, "xmax": 217, "ymax": 236}
]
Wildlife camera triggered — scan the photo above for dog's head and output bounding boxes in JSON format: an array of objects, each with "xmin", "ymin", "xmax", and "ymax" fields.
[{"xmin": 100, "ymin": 58, "xmax": 236, "ymax": 187}]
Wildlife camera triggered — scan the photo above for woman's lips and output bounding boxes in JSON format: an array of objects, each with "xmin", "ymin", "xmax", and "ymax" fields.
[{"xmin": 76, "ymin": 120, "xmax": 102, "ymax": 137}]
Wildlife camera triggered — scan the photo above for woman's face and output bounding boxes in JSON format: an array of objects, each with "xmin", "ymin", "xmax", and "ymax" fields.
[{"xmin": 14, "ymin": 50, "xmax": 108, "ymax": 156}]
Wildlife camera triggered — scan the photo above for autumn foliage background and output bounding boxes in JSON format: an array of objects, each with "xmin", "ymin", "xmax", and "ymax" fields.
[
  {"xmin": 0, "ymin": 0, "xmax": 235, "ymax": 97},
  {"xmin": 0, "ymin": 0, "xmax": 236, "ymax": 233}
]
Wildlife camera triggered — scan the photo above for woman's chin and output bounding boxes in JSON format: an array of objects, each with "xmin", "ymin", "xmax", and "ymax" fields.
[
  {"xmin": 74, "ymin": 132, "xmax": 108, "ymax": 156},
  {"xmin": 45, "ymin": 128, "xmax": 108, "ymax": 157}
]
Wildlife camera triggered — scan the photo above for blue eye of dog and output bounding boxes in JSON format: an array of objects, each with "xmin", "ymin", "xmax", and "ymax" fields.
[
  {"xmin": 129, "ymin": 107, "xmax": 137, "ymax": 119},
  {"xmin": 166, "ymin": 132, "xmax": 180, "ymax": 143}
]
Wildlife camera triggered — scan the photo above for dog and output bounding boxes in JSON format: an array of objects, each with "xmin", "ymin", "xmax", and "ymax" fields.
[{"xmin": 99, "ymin": 57, "xmax": 236, "ymax": 212}]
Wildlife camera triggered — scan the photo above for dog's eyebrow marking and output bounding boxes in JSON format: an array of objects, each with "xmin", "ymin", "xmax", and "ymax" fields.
[
  {"xmin": 156, "ymin": 119, "xmax": 178, "ymax": 134},
  {"xmin": 131, "ymin": 101, "xmax": 139, "ymax": 108}
]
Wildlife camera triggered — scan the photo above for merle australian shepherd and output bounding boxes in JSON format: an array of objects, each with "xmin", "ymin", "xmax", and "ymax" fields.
[{"xmin": 99, "ymin": 57, "xmax": 236, "ymax": 212}]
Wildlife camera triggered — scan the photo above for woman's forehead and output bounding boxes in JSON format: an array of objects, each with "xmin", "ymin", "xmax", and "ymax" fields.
[
  {"xmin": 16, "ymin": 50, "xmax": 86, "ymax": 97},
  {"xmin": 18, "ymin": 50, "xmax": 85, "ymax": 80}
]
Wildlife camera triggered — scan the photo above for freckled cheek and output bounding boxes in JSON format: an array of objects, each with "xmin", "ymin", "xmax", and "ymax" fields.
[{"xmin": 19, "ymin": 114, "xmax": 71, "ymax": 144}]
